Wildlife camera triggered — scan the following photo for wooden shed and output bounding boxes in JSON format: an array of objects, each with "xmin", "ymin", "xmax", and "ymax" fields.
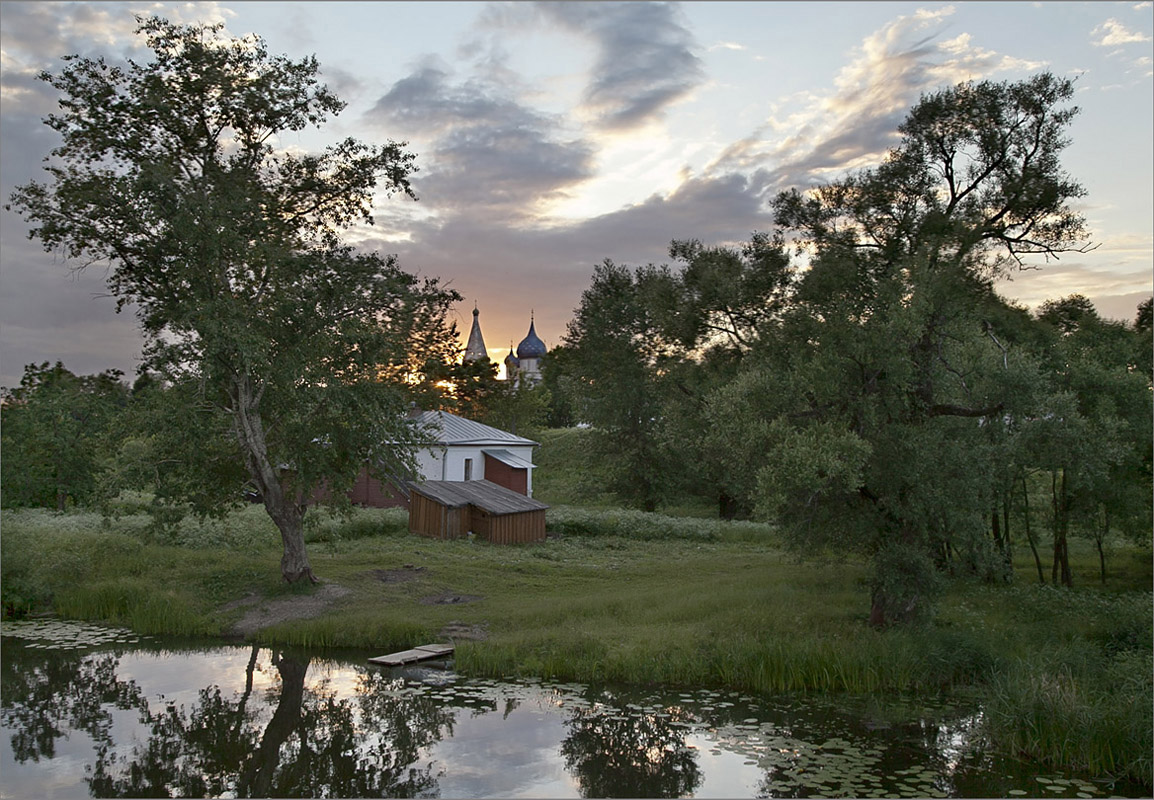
[{"xmin": 408, "ymin": 479, "xmax": 549, "ymax": 544}]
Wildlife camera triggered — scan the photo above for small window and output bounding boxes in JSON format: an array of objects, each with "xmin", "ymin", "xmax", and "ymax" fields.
[{"xmin": 464, "ymin": 458, "xmax": 473, "ymax": 481}]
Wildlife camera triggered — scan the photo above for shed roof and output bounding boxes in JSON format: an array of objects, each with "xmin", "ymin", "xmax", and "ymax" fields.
[
  {"xmin": 414, "ymin": 410, "xmax": 539, "ymax": 447},
  {"xmin": 410, "ymin": 479, "xmax": 549, "ymax": 515},
  {"xmin": 482, "ymin": 448, "xmax": 535, "ymax": 470}
]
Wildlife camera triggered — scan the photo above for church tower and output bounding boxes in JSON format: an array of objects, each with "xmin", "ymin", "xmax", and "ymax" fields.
[
  {"xmin": 463, "ymin": 304, "xmax": 488, "ymax": 363},
  {"xmin": 511, "ymin": 313, "xmax": 546, "ymax": 386},
  {"xmin": 504, "ymin": 344, "xmax": 519, "ymax": 382}
]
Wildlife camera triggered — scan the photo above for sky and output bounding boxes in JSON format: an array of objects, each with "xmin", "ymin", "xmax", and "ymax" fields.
[{"xmin": 1, "ymin": 1, "xmax": 1151, "ymax": 388}]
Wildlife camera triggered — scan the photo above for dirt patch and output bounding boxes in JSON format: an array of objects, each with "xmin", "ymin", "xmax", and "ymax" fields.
[
  {"xmin": 438, "ymin": 621, "xmax": 488, "ymax": 641},
  {"xmin": 366, "ymin": 565, "xmax": 426, "ymax": 583},
  {"xmin": 420, "ymin": 592, "xmax": 482, "ymax": 605},
  {"xmin": 226, "ymin": 582, "xmax": 353, "ymax": 638}
]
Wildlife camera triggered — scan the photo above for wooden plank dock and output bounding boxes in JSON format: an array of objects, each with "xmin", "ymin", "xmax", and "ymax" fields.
[{"xmin": 368, "ymin": 643, "xmax": 454, "ymax": 666}]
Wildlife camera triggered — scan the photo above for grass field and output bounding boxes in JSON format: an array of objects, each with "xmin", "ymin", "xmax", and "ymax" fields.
[{"xmin": 1, "ymin": 498, "xmax": 1150, "ymax": 786}]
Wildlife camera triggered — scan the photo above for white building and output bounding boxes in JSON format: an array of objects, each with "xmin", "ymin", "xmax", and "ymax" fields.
[
  {"xmin": 337, "ymin": 410, "xmax": 539, "ymax": 508},
  {"xmin": 409, "ymin": 410, "xmax": 539, "ymax": 497}
]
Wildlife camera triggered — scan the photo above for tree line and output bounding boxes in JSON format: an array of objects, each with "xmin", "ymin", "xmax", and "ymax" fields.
[{"xmin": 552, "ymin": 75, "xmax": 1152, "ymax": 624}]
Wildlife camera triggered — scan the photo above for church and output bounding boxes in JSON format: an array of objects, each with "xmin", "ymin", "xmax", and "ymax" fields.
[{"xmin": 463, "ymin": 305, "xmax": 545, "ymax": 386}]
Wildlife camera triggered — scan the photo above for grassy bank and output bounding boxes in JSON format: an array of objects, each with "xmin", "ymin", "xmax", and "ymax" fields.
[{"xmin": 1, "ymin": 504, "xmax": 1150, "ymax": 787}]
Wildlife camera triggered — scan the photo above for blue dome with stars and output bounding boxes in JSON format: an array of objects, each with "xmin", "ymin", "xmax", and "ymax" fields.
[{"xmin": 516, "ymin": 317, "xmax": 546, "ymax": 359}]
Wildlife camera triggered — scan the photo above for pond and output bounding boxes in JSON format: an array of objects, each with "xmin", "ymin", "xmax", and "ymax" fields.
[{"xmin": 0, "ymin": 620, "xmax": 1142, "ymax": 798}]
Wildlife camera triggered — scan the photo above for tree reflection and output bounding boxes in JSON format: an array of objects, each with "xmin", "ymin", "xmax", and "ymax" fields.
[
  {"xmin": 560, "ymin": 692, "xmax": 701, "ymax": 798},
  {"xmin": 1, "ymin": 645, "xmax": 150, "ymax": 763},
  {"xmin": 3, "ymin": 642, "xmax": 455, "ymax": 797}
]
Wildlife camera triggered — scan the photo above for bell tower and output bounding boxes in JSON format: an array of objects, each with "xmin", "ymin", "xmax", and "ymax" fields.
[{"xmin": 464, "ymin": 304, "xmax": 488, "ymax": 363}]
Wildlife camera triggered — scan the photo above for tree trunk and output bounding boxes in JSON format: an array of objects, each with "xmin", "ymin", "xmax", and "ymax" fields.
[
  {"xmin": 238, "ymin": 653, "xmax": 309, "ymax": 797},
  {"xmin": 1050, "ymin": 471, "xmax": 1073, "ymax": 588},
  {"xmin": 231, "ymin": 374, "xmax": 317, "ymax": 583},
  {"xmin": 990, "ymin": 507, "xmax": 1009, "ymax": 582},
  {"xmin": 869, "ymin": 590, "xmax": 887, "ymax": 628},
  {"xmin": 1021, "ymin": 474, "xmax": 1045, "ymax": 584},
  {"xmin": 267, "ymin": 497, "xmax": 315, "ymax": 584},
  {"xmin": 1095, "ymin": 506, "xmax": 1110, "ymax": 585},
  {"xmin": 1002, "ymin": 493, "xmax": 1013, "ymax": 568},
  {"xmin": 718, "ymin": 491, "xmax": 738, "ymax": 520}
]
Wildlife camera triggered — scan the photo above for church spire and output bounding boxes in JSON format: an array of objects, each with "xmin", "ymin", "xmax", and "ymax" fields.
[{"xmin": 464, "ymin": 303, "xmax": 488, "ymax": 362}]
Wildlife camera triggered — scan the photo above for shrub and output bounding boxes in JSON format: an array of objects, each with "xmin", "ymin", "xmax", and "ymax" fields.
[{"xmin": 546, "ymin": 505, "xmax": 775, "ymax": 543}]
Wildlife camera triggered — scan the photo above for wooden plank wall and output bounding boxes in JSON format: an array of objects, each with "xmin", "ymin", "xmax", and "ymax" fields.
[
  {"xmin": 409, "ymin": 493, "xmax": 466, "ymax": 539},
  {"xmin": 410, "ymin": 494, "xmax": 546, "ymax": 543},
  {"xmin": 350, "ymin": 466, "xmax": 409, "ymax": 508},
  {"xmin": 480, "ymin": 508, "xmax": 546, "ymax": 544}
]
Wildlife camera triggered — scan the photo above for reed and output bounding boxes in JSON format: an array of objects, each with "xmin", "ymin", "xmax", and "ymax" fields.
[
  {"xmin": 55, "ymin": 578, "xmax": 217, "ymax": 636},
  {"xmin": 982, "ymin": 653, "xmax": 1153, "ymax": 785}
]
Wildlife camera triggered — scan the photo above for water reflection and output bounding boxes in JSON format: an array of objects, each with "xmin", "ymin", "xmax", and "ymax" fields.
[
  {"xmin": 1, "ymin": 623, "xmax": 1144, "ymax": 799},
  {"xmin": 1, "ymin": 647, "xmax": 149, "ymax": 764},
  {"xmin": 2, "ymin": 638, "xmax": 453, "ymax": 798},
  {"xmin": 560, "ymin": 689, "xmax": 701, "ymax": 797}
]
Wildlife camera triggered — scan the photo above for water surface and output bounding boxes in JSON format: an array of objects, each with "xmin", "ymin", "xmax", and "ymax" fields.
[{"xmin": 0, "ymin": 620, "xmax": 1140, "ymax": 798}]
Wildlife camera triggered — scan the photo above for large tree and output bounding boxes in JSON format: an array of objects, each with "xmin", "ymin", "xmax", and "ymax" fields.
[
  {"xmin": 563, "ymin": 260, "xmax": 672, "ymax": 511},
  {"xmin": 7, "ymin": 17, "xmax": 458, "ymax": 582},
  {"xmin": 724, "ymin": 74, "xmax": 1097, "ymax": 624}
]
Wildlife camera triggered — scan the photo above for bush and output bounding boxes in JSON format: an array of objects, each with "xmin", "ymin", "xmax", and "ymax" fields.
[
  {"xmin": 305, "ymin": 507, "xmax": 410, "ymax": 543},
  {"xmin": 545, "ymin": 505, "xmax": 775, "ymax": 542}
]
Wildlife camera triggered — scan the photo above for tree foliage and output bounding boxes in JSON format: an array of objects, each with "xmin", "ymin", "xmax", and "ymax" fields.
[
  {"xmin": 1, "ymin": 362, "xmax": 128, "ymax": 509},
  {"xmin": 561, "ymin": 72, "xmax": 1150, "ymax": 623},
  {"xmin": 563, "ymin": 260, "xmax": 673, "ymax": 511},
  {"xmin": 7, "ymin": 17, "xmax": 458, "ymax": 582}
]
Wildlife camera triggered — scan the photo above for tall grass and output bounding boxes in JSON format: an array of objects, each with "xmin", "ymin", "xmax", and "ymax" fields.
[
  {"xmin": 545, "ymin": 504, "xmax": 777, "ymax": 542},
  {"xmin": 970, "ymin": 587, "xmax": 1154, "ymax": 786},
  {"xmin": 982, "ymin": 653, "xmax": 1152, "ymax": 785},
  {"xmin": 252, "ymin": 611, "xmax": 432, "ymax": 650},
  {"xmin": 55, "ymin": 579, "xmax": 218, "ymax": 636},
  {"xmin": 2, "ymin": 503, "xmax": 1150, "ymax": 788}
]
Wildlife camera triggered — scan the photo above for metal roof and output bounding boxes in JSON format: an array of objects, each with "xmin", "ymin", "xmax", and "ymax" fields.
[
  {"xmin": 410, "ymin": 479, "xmax": 549, "ymax": 515},
  {"xmin": 414, "ymin": 410, "xmax": 538, "ymax": 447},
  {"xmin": 481, "ymin": 448, "xmax": 535, "ymax": 470}
]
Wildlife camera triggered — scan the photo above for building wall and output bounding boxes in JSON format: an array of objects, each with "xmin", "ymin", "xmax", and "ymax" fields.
[
  {"xmin": 348, "ymin": 468, "xmax": 408, "ymax": 508},
  {"xmin": 408, "ymin": 492, "xmax": 467, "ymax": 539},
  {"xmin": 328, "ymin": 443, "xmax": 538, "ymax": 509},
  {"xmin": 408, "ymin": 494, "xmax": 545, "ymax": 544},
  {"xmin": 478, "ymin": 508, "xmax": 546, "ymax": 544},
  {"xmin": 416, "ymin": 444, "xmax": 536, "ymax": 495},
  {"xmin": 483, "ymin": 453, "xmax": 528, "ymax": 495}
]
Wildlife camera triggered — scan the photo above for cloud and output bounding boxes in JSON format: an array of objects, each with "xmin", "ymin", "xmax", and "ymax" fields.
[
  {"xmin": 1091, "ymin": 18, "xmax": 1152, "ymax": 47},
  {"xmin": 482, "ymin": 1, "xmax": 705, "ymax": 132},
  {"xmin": 999, "ymin": 255, "xmax": 1154, "ymax": 321},
  {"xmin": 546, "ymin": 1, "xmax": 704, "ymax": 130},
  {"xmin": 367, "ymin": 63, "xmax": 595, "ymax": 222},
  {"xmin": 706, "ymin": 6, "xmax": 1045, "ymax": 199},
  {"xmin": 1, "ymin": 2, "xmax": 1148, "ymax": 385},
  {"xmin": 0, "ymin": 225, "xmax": 144, "ymax": 387}
]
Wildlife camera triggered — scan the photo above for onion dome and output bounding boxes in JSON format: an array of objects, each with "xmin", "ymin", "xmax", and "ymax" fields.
[{"xmin": 516, "ymin": 316, "xmax": 546, "ymax": 359}]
